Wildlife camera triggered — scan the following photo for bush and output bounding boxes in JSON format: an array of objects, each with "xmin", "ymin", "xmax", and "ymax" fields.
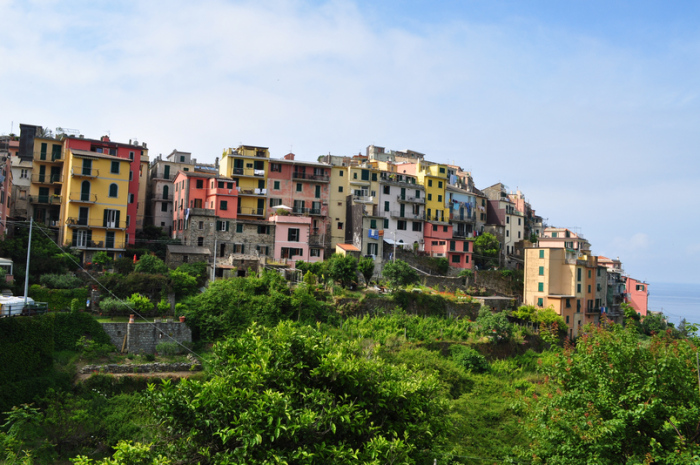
[
  {"xmin": 98, "ymin": 296, "xmax": 131, "ymax": 315},
  {"xmin": 114, "ymin": 257, "xmax": 135, "ymax": 275},
  {"xmin": 475, "ymin": 306, "xmax": 512, "ymax": 341},
  {"xmin": 450, "ymin": 345, "xmax": 489, "ymax": 373},
  {"xmin": 39, "ymin": 274, "xmax": 84, "ymax": 289},
  {"xmin": 29, "ymin": 285, "xmax": 89, "ymax": 312},
  {"xmin": 156, "ymin": 342, "xmax": 180, "ymax": 356},
  {"xmin": 382, "ymin": 260, "xmax": 419, "ymax": 289},
  {"xmin": 134, "ymin": 254, "xmax": 168, "ymax": 275},
  {"xmin": 127, "ymin": 293, "xmax": 154, "ymax": 316}
]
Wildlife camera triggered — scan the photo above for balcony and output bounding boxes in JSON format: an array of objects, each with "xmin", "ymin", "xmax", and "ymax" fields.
[
  {"xmin": 390, "ymin": 211, "xmax": 425, "ymax": 220},
  {"xmin": 34, "ymin": 153, "xmax": 63, "ymax": 163},
  {"xmin": 452, "ymin": 229, "xmax": 469, "ymax": 239},
  {"xmin": 66, "ymin": 218, "xmax": 127, "ymax": 230},
  {"xmin": 309, "ymin": 235, "xmax": 324, "ymax": 246},
  {"xmin": 450, "ymin": 211, "xmax": 476, "ymax": 222},
  {"xmin": 352, "ymin": 195, "xmax": 374, "ymax": 204},
  {"xmin": 379, "ymin": 173, "xmax": 418, "ymax": 186},
  {"xmin": 292, "ymin": 171, "xmax": 330, "ymax": 183},
  {"xmin": 31, "ymin": 174, "xmax": 63, "ymax": 184},
  {"xmin": 238, "ymin": 207, "xmax": 265, "ymax": 217},
  {"xmin": 28, "ymin": 194, "xmax": 63, "ymax": 205},
  {"xmin": 71, "ymin": 168, "xmax": 99, "ymax": 178},
  {"xmin": 426, "ymin": 215, "xmax": 449, "ymax": 224},
  {"xmin": 69, "ymin": 240, "xmax": 126, "ymax": 250},
  {"xmin": 153, "ymin": 195, "xmax": 174, "ymax": 202},
  {"xmin": 232, "ymin": 167, "xmax": 266, "ymax": 177},
  {"xmin": 69, "ymin": 192, "xmax": 98, "ymax": 203},
  {"xmin": 238, "ymin": 188, "xmax": 267, "ymax": 196},
  {"xmin": 151, "ymin": 173, "xmax": 176, "ymax": 181},
  {"xmin": 397, "ymin": 195, "xmax": 425, "ymax": 204},
  {"xmin": 292, "ymin": 207, "xmax": 324, "ymax": 216}
]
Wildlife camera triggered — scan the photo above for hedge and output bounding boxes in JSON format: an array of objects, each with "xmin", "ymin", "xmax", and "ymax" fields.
[{"xmin": 28, "ymin": 284, "xmax": 89, "ymax": 312}]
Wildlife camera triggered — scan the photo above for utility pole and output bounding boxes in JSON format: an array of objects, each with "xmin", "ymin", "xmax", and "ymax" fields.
[
  {"xmin": 211, "ymin": 234, "xmax": 218, "ymax": 283},
  {"xmin": 23, "ymin": 217, "xmax": 33, "ymax": 305}
]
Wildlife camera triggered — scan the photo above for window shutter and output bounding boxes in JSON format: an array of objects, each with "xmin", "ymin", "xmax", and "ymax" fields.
[
  {"xmin": 216, "ymin": 220, "xmax": 221, "ymax": 230},
  {"xmin": 103, "ymin": 210, "xmax": 108, "ymax": 227},
  {"xmin": 225, "ymin": 221, "xmax": 230, "ymax": 232},
  {"xmin": 241, "ymin": 244, "xmax": 245, "ymax": 254}
]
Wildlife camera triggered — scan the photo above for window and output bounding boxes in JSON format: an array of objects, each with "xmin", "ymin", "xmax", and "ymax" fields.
[
  {"xmin": 577, "ymin": 284, "xmax": 582, "ymax": 293},
  {"xmin": 428, "ymin": 194, "xmax": 432, "ymax": 201},
  {"xmin": 273, "ymin": 181, "xmax": 280, "ymax": 190},
  {"xmin": 506, "ymin": 230, "xmax": 509, "ymax": 237},
  {"xmin": 443, "ymin": 226, "xmax": 448, "ymax": 232},
  {"xmin": 450, "ymin": 241, "xmax": 456, "ymax": 251},
  {"xmin": 538, "ymin": 266, "xmax": 544, "ymax": 276},
  {"xmin": 367, "ymin": 243, "xmax": 378, "ymax": 255},
  {"xmin": 236, "ymin": 223, "xmax": 243, "ymax": 233},
  {"xmin": 339, "ymin": 170, "xmax": 344, "ymax": 177},
  {"xmin": 539, "ymin": 250, "xmax": 544, "ymax": 258},
  {"xmin": 161, "ymin": 203, "xmax": 168, "ymax": 212},
  {"xmin": 597, "ymin": 283, "xmax": 602, "ymax": 292},
  {"xmin": 437, "ymin": 195, "xmax": 442, "ymax": 202},
  {"xmin": 296, "ymin": 183, "xmax": 303, "ymax": 192},
  {"xmin": 451, "ymin": 255, "xmax": 460, "ymax": 263},
  {"xmin": 412, "ymin": 222, "xmax": 422, "ymax": 232},
  {"xmin": 20, "ymin": 169, "xmax": 28, "ymax": 179},
  {"xmin": 537, "ymin": 298, "xmax": 543, "ymax": 307},
  {"xmin": 257, "ymin": 225, "xmax": 269, "ymax": 234},
  {"xmin": 108, "ymin": 183, "xmax": 118, "ymax": 197},
  {"xmin": 415, "ymin": 190, "xmax": 420, "ymax": 198},
  {"xmin": 588, "ymin": 285, "xmax": 591, "ymax": 293},
  {"xmin": 216, "ymin": 220, "xmax": 229, "ymax": 231},
  {"xmin": 463, "ymin": 241, "xmax": 469, "ymax": 252},
  {"xmin": 270, "ymin": 198, "xmax": 282, "ymax": 208},
  {"xmin": 397, "ymin": 220, "xmax": 406, "ymax": 230},
  {"xmin": 428, "ymin": 180, "xmax": 433, "ymax": 187},
  {"xmin": 288, "ymin": 228, "xmax": 300, "ymax": 242},
  {"xmin": 370, "ymin": 219, "xmax": 377, "ymax": 229},
  {"xmin": 383, "ymin": 185, "xmax": 390, "ymax": 194},
  {"xmin": 518, "ymin": 231, "xmax": 521, "ymax": 238},
  {"xmin": 538, "ymin": 282, "xmax": 544, "ymax": 292},
  {"xmin": 566, "ymin": 315, "xmax": 570, "ymax": 324},
  {"xmin": 270, "ymin": 163, "xmax": 281, "ymax": 172},
  {"xmin": 198, "ymin": 221, "xmax": 204, "ymax": 230},
  {"xmin": 129, "ymin": 193, "xmax": 134, "ymax": 204},
  {"xmin": 383, "ymin": 218, "xmax": 389, "ymax": 229},
  {"xmin": 552, "ymin": 232, "xmax": 558, "ymax": 238},
  {"xmin": 566, "ymin": 298, "xmax": 571, "ymax": 308},
  {"xmin": 577, "ymin": 268, "xmax": 582, "ymax": 281},
  {"xmin": 126, "ymin": 215, "xmax": 130, "ymax": 226},
  {"xmin": 518, "ymin": 218, "xmax": 521, "ymax": 225},
  {"xmin": 432, "ymin": 241, "xmax": 438, "ymax": 246},
  {"xmin": 438, "ymin": 181, "xmax": 443, "ymax": 188},
  {"xmin": 129, "ymin": 151, "xmax": 135, "ymax": 160},
  {"xmin": 310, "ymin": 248, "xmax": 321, "ymax": 257},
  {"xmin": 371, "ymin": 173, "xmax": 377, "ymax": 181},
  {"xmin": 577, "ymin": 300, "xmax": 581, "ymax": 313},
  {"xmin": 110, "ymin": 161, "xmax": 120, "ymax": 174},
  {"xmin": 384, "ymin": 201, "xmax": 389, "ymax": 212},
  {"xmin": 197, "ymin": 237, "xmax": 204, "ymax": 246},
  {"xmin": 588, "ymin": 269, "xmax": 592, "ymax": 278},
  {"xmin": 220, "ymin": 200, "xmax": 228, "ymax": 210},
  {"xmin": 315, "ymin": 185, "xmax": 321, "ymax": 198},
  {"xmin": 196, "ymin": 179, "xmax": 203, "ymax": 189},
  {"xmin": 506, "ymin": 216, "xmax": 510, "ymax": 224},
  {"xmin": 432, "ymin": 224, "xmax": 437, "ymax": 231},
  {"xmin": 218, "ymin": 181, "xmax": 224, "ymax": 189},
  {"xmin": 353, "ymin": 172, "xmax": 357, "ymax": 179},
  {"xmin": 337, "ymin": 222, "xmax": 343, "ymax": 230},
  {"xmin": 338, "ymin": 185, "xmax": 344, "ymax": 193}
]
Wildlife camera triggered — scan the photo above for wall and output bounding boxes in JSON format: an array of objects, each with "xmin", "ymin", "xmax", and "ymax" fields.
[{"xmin": 101, "ymin": 321, "xmax": 192, "ymax": 354}]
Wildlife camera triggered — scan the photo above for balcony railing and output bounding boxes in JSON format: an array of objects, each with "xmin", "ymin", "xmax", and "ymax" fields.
[
  {"xmin": 28, "ymin": 195, "xmax": 62, "ymax": 205},
  {"xmin": 31, "ymin": 174, "xmax": 63, "ymax": 184},
  {"xmin": 66, "ymin": 218, "xmax": 127, "ymax": 229},
  {"xmin": 69, "ymin": 239, "xmax": 126, "ymax": 250},
  {"xmin": 352, "ymin": 195, "xmax": 373, "ymax": 203},
  {"xmin": 71, "ymin": 168, "xmax": 99, "ymax": 177},
  {"xmin": 450, "ymin": 211, "xmax": 476, "ymax": 222},
  {"xmin": 452, "ymin": 230, "xmax": 469, "ymax": 238},
  {"xmin": 426, "ymin": 215, "xmax": 449, "ymax": 224},
  {"xmin": 238, "ymin": 207, "xmax": 265, "ymax": 216},
  {"xmin": 292, "ymin": 172, "xmax": 330, "ymax": 182},
  {"xmin": 292, "ymin": 207, "xmax": 324, "ymax": 216},
  {"xmin": 397, "ymin": 195, "xmax": 425, "ymax": 204},
  {"xmin": 34, "ymin": 153, "xmax": 63, "ymax": 163},
  {"xmin": 68, "ymin": 192, "xmax": 98, "ymax": 203},
  {"xmin": 390, "ymin": 211, "xmax": 425, "ymax": 220},
  {"xmin": 232, "ymin": 167, "xmax": 266, "ymax": 177},
  {"xmin": 238, "ymin": 188, "xmax": 267, "ymax": 196},
  {"xmin": 153, "ymin": 195, "xmax": 174, "ymax": 201},
  {"xmin": 151, "ymin": 173, "xmax": 176, "ymax": 181},
  {"xmin": 379, "ymin": 173, "xmax": 418, "ymax": 186}
]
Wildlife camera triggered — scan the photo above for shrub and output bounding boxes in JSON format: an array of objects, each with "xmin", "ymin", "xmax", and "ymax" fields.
[
  {"xmin": 450, "ymin": 345, "xmax": 489, "ymax": 373},
  {"xmin": 99, "ymin": 296, "xmax": 131, "ymax": 315},
  {"xmin": 156, "ymin": 342, "xmax": 180, "ymax": 356},
  {"xmin": 39, "ymin": 274, "xmax": 84, "ymax": 289},
  {"xmin": 382, "ymin": 260, "xmax": 419, "ymax": 289},
  {"xmin": 114, "ymin": 257, "xmax": 135, "ymax": 275},
  {"xmin": 127, "ymin": 293, "xmax": 154, "ymax": 316},
  {"xmin": 134, "ymin": 254, "xmax": 168, "ymax": 275},
  {"xmin": 157, "ymin": 299, "xmax": 171, "ymax": 315}
]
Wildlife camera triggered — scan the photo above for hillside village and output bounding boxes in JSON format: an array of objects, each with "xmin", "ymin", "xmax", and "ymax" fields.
[{"xmin": 0, "ymin": 124, "xmax": 649, "ymax": 336}]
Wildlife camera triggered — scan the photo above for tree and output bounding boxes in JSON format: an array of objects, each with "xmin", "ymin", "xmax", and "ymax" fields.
[
  {"xmin": 357, "ymin": 257, "xmax": 375, "ymax": 285},
  {"xmin": 134, "ymin": 254, "xmax": 167, "ymax": 275},
  {"xmin": 642, "ymin": 312, "xmax": 668, "ymax": 335},
  {"xmin": 382, "ymin": 259, "xmax": 419, "ymax": 289},
  {"xmin": 473, "ymin": 233, "xmax": 500, "ymax": 269},
  {"xmin": 168, "ymin": 270, "xmax": 197, "ymax": 298},
  {"xmin": 522, "ymin": 324, "xmax": 700, "ymax": 463},
  {"xmin": 92, "ymin": 251, "xmax": 113, "ymax": 271},
  {"xmin": 326, "ymin": 254, "xmax": 358, "ymax": 288},
  {"xmin": 145, "ymin": 322, "xmax": 448, "ymax": 464}
]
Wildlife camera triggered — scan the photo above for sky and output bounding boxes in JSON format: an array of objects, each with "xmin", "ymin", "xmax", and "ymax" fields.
[{"xmin": 1, "ymin": 0, "xmax": 699, "ymax": 288}]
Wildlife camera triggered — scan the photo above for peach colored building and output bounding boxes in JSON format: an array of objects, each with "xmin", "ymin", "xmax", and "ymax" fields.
[
  {"xmin": 270, "ymin": 214, "xmax": 323, "ymax": 265},
  {"xmin": 172, "ymin": 171, "xmax": 238, "ymax": 234}
]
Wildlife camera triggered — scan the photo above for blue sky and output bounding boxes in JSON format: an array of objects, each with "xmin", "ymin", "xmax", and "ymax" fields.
[{"xmin": 1, "ymin": 0, "xmax": 699, "ymax": 292}]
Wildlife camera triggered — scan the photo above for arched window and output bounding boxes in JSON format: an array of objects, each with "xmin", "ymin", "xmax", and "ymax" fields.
[
  {"xmin": 162, "ymin": 185, "xmax": 169, "ymax": 200},
  {"xmin": 80, "ymin": 181, "xmax": 90, "ymax": 201},
  {"xmin": 109, "ymin": 183, "xmax": 118, "ymax": 198}
]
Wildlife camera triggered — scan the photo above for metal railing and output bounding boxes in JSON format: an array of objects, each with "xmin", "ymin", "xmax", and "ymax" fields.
[
  {"xmin": 390, "ymin": 211, "xmax": 425, "ymax": 220},
  {"xmin": 397, "ymin": 195, "xmax": 425, "ymax": 204},
  {"xmin": 31, "ymin": 174, "xmax": 63, "ymax": 184},
  {"xmin": 292, "ymin": 172, "xmax": 330, "ymax": 182},
  {"xmin": 66, "ymin": 217, "xmax": 127, "ymax": 229},
  {"xmin": 28, "ymin": 195, "xmax": 62, "ymax": 205},
  {"xmin": 238, "ymin": 207, "xmax": 265, "ymax": 216},
  {"xmin": 232, "ymin": 167, "xmax": 266, "ymax": 177},
  {"xmin": 68, "ymin": 192, "xmax": 98, "ymax": 203},
  {"xmin": 71, "ymin": 168, "xmax": 99, "ymax": 177}
]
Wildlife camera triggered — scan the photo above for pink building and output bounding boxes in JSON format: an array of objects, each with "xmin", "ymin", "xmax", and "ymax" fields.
[
  {"xmin": 270, "ymin": 214, "xmax": 324, "ymax": 265},
  {"xmin": 0, "ymin": 154, "xmax": 11, "ymax": 237},
  {"xmin": 625, "ymin": 276, "xmax": 649, "ymax": 317},
  {"xmin": 172, "ymin": 171, "xmax": 238, "ymax": 232},
  {"xmin": 267, "ymin": 153, "xmax": 330, "ymax": 250},
  {"xmin": 423, "ymin": 223, "xmax": 473, "ymax": 269},
  {"xmin": 65, "ymin": 136, "xmax": 146, "ymax": 246}
]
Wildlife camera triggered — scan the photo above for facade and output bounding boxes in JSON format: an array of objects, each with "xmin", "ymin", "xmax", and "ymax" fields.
[
  {"xmin": 10, "ymin": 155, "xmax": 31, "ymax": 221},
  {"xmin": 483, "ymin": 183, "xmax": 526, "ymax": 266},
  {"xmin": 323, "ymin": 155, "xmax": 352, "ymax": 249},
  {"xmin": 219, "ymin": 145, "xmax": 269, "ymax": 220},
  {"xmin": 377, "ymin": 171, "xmax": 425, "ymax": 251},
  {"xmin": 625, "ymin": 276, "xmax": 649, "ymax": 317},
  {"xmin": 270, "ymin": 214, "xmax": 323, "ymax": 265},
  {"xmin": 0, "ymin": 153, "xmax": 10, "ymax": 237},
  {"xmin": 267, "ymin": 153, "xmax": 331, "ymax": 252},
  {"xmin": 29, "ymin": 136, "xmax": 64, "ymax": 230}
]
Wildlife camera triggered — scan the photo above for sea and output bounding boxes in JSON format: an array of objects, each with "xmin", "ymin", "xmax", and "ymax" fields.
[{"xmin": 648, "ymin": 282, "xmax": 700, "ymax": 326}]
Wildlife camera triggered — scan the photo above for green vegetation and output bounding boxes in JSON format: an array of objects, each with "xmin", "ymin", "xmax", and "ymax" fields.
[
  {"xmin": 382, "ymin": 259, "xmax": 419, "ymax": 289},
  {"xmin": 473, "ymin": 232, "xmax": 500, "ymax": 269}
]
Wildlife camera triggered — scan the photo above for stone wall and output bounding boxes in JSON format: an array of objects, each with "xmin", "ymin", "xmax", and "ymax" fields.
[
  {"xmin": 101, "ymin": 322, "xmax": 192, "ymax": 354},
  {"xmin": 80, "ymin": 361, "xmax": 202, "ymax": 374}
]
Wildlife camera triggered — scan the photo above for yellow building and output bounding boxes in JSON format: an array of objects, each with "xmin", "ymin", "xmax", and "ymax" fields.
[
  {"xmin": 523, "ymin": 247, "xmax": 587, "ymax": 339},
  {"xmin": 220, "ymin": 145, "xmax": 269, "ymax": 219},
  {"xmin": 413, "ymin": 161, "xmax": 449, "ymax": 223},
  {"xmin": 29, "ymin": 137, "xmax": 65, "ymax": 228},
  {"xmin": 58, "ymin": 149, "xmax": 131, "ymax": 261},
  {"xmin": 328, "ymin": 161, "xmax": 350, "ymax": 248}
]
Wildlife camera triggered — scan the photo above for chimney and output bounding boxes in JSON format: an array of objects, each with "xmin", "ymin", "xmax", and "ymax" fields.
[
  {"xmin": 284, "ymin": 153, "xmax": 295, "ymax": 160},
  {"xmin": 101, "ymin": 135, "xmax": 110, "ymax": 142}
]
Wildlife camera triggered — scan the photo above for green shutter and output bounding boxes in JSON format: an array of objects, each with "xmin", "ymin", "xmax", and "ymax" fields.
[
  {"xmin": 538, "ymin": 282, "xmax": 544, "ymax": 292},
  {"xmin": 225, "ymin": 221, "xmax": 230, "ymax": 232}
]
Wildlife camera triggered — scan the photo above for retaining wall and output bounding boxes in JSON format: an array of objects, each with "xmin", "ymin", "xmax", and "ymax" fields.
[{"xmin": 101, "ymin": 322, "xmax": 192, "ymax": 354}]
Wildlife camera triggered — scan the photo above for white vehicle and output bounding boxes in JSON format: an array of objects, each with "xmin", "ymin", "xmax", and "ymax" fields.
[{"xmin": 0, "ymin": 296, "xmax": 36, "ymax": 316}]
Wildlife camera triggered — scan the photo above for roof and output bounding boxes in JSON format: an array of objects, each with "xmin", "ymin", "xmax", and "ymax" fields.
[
  {"xmin": 336, "ymin": 243, "xmax": 360, "ymax": 252},
  {"xmin": 69, "ymin": 148, "xmax": 127, "ymax": 161},
  {"xmin": 167, "ymin": 245, "xmax": 211, "ymax": 255}
]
